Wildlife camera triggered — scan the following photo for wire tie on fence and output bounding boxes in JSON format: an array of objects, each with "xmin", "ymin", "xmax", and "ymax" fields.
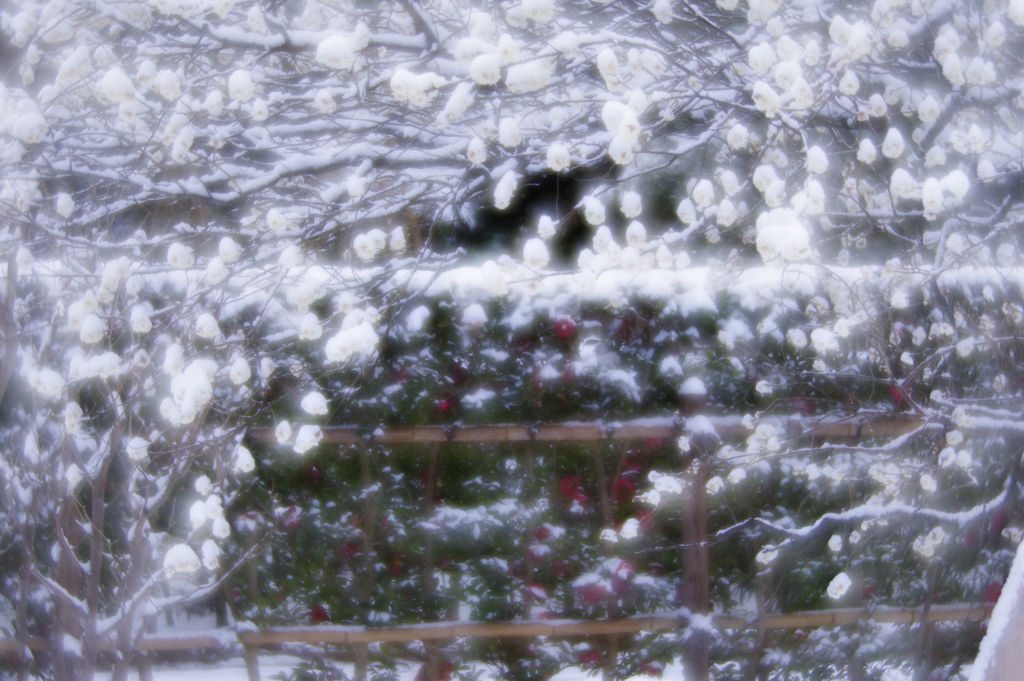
[
  {"xmin": 672, "ymin": 410, "xmax": 685, "ymax": 436},
  {"xmin": 527, "ymin": 423, "xmax": 540, "ymax": 440},
  {"xmin": 442, "ymin": 424, "xmax": 457, "ymax": 442},
  {"xmin": 601, "ymin": 424, "xmax": 616, "ymax": 440}
]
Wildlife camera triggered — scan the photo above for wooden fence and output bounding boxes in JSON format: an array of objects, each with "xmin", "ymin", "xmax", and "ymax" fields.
[
  {"xmin": 21, "ymin": 414, "xmax": 997, "ymax": 680},
  {"xmin": 244, "ymin": 413, "xmax": 939, "ymax": 681}
]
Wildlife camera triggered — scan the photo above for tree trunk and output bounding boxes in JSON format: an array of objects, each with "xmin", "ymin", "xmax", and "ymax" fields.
[
  {"xmin": 17, "ymin": 533, "xmax": 32, "ymax": 681},
  {"xmin": 82, "ymin": 436, "xmax": 119, "ymax": 681},
  {"xmin": 52, "ymin": 504, "xmax": 83, "ymax": 681},
  {"xmin": 0, "ymin": 252, "xmax": 20, "ymax": 408},
  {"xmin": 911, "ymin": 561, "xmax": 940, "ymax": 681},
  {"xmin": 112, "ymin": 483, "xmax": 154, "ymax": 681}
]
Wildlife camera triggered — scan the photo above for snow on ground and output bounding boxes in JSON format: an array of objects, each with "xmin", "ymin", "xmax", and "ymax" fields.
[{"xmin": 95, "ymin": 655, "xmax": 309, "ymax": 681}]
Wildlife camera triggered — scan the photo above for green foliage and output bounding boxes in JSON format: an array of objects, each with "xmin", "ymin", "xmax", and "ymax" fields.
[{"xmin": 270, "ymin": 656, "xmax": 347, "ymax": 681}]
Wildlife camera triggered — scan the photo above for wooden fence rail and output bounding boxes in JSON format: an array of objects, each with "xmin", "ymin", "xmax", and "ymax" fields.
[
  {"xmin": 236, "ymin": 602, "xmax": 992, "ymax": 644},
  {"xmin": 0, "ymin": 634, "xmax": 225, "ymax": 654},
  {"xmin": 247, "ymin": 416, "xmax": 929, "ymax": 446},
  {"xmin": 4, "ymin": 604, "xmax": 992, "ymax": 680}
]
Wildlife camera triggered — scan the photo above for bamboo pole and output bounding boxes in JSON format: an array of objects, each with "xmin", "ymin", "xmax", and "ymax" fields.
[
  {"xmin": 422, "ymin": 443, "xmax": 441, "ymax": 681},
  {"xmin": 137, "ymin": 655, "xmax": 154, "ymax": 681},
  {"xmin": 0, "ymin": 603, "xmax": 992, "ymax": 657},
  {"xmin": 913, "ymin": 561, "xmax": 941, "ymax": 681},
  {"xmin": 679, "ymin": 439, "xmax": 712, "ymax": 681},
  {"xmin": 353, "ymin": 446, "xmax": 381, "ymax": 681},
  {"xmin": 592, "ymin": 445, "xmax": 620, "ymax": 681},
  {"xmin": 247, "ymin": 417, "xmax": 928, "ymax": 446},
  {"xmin": 232, "ymin": 603, "xmax": 993, "ymax": 647},
  {"xmin": 243, "ymin": 643, "xmax": 261, "ymax": 681}
]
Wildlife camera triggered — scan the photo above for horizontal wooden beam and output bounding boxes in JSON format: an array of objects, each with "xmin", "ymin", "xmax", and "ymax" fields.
[
  {"xmin": 0, "ymin": 634, "xmax": 226, "ymax": 653},
  {"xmin": 713, "ymin": 603, "xmax": 994, "ymax": 630},
  {"xmin": 238, "ymin": 603, "xmax": 992, "ymax": 646},
  {"xmin": 247, "ymin": 416, "xmax": 928, "ymax": 446},
  {"xmin": 6, "ymin": 603, "xmax": 991, "ymax": 655},
  {"xmin": 237, "ymin": 617, "xmax": 683, "ymax": 645},
  {"xmin": 130, "ymin": 635, "xmax": 226, "ymax": 652},
  {"xmin": 0, "ymin": 638, "xmax": 48, "ymax": 652}
]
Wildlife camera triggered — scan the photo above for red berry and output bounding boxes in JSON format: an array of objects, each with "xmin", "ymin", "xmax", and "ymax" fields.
[
  {"xmin": 889, "ymin": 385, "xmax": 904, "ymax": 404},
  {"xmin": 614, "ymin": 476, "xmax": 636, "ymax": 502},
  {"xmin": 438, "ymin": 399, "xmax": 450, "ymax": 411},
  {"xmin": 310, "ymin": 605, "xmax": 329, "ymax": 623},
  {"xmin": 535, "ymin": 526, "xmax": 552, "ymax": 541},
  {"xmin": 559, "ymin": 476, "xmax": 581, "ymax": 498},
  {"xmin": 513, "ymin": 335, "xmax": 535, "ymax": 355},
  {"xmin": 578, "ymin": 650, "xmax": 601, "ymax": 664},
  {"xmin": 984, "ymin": 581, "xmax": 1003, "ymax": 603},
  {"xmin": 449, "ymin": 363, "xmax": 468, "ymax": 385},
  {"xmin": 642, "ymin": 661, "xmax": 662, "ymax": 677},
  {"xmin": 792, "ymin": 396, "xmax": 817, "ymax": 415},
  {"xmin": 281, "ymin": 505, "xmax": 302, "ymax": 529},
  {"xmin": 965, "ymin": 526, "xmax": 981, "ymax": 547},
  {"xmin": 554, "ymin": 318, "xmax": 575, "ymax": 339},
  {"xmin": 578, "ymin": 583, "xmax": 607, "ymax": 603},
  {"xmin": 991, "ymin": 509, "xmax": 1009, "ymax": 535}
]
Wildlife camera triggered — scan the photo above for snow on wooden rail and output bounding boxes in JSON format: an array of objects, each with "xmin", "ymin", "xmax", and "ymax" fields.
[
  {"xmin": 1, "ymin": 602, "xmax": 991, "ymax": 655},
  {"xmin": 247, "ymin": 415, "xmax": 928, "ymax": 446},
  {"xmin": 0, "ymin": 634, "xmax": 226, "ymax": 654},
  {"xmin": 235, "ymin": 603, "xmax": 992, "ymax": 646}
]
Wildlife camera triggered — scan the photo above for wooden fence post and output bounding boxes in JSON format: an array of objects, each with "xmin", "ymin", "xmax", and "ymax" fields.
[
  {"xmin": 593, "ymin": 446, "xmax": 620, "ymax": 681},
  {"xmin": 912, "ymin": 561, "xmax": 941, "ymax": 681},
  {"xmin": 679, "ymin": 427, "xmax": 715, "ymax": 681},
  {"xmin": 423, "ymin": 442, "xmax": 441, "ymax": 681},
  {"xmin": 137, "ymin": 654, "xmax": 154, "ymax": 681},
  {"xmin": 522, "ymin": 441, "xmax": 536, "ymax": 622},
  {"xmin": 353, "ymin": 445, "xmax": 382, "ymax": 681},
  {"xmin": 243, "ymin": 643, "xmax": 261, "ymax": 681}
]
